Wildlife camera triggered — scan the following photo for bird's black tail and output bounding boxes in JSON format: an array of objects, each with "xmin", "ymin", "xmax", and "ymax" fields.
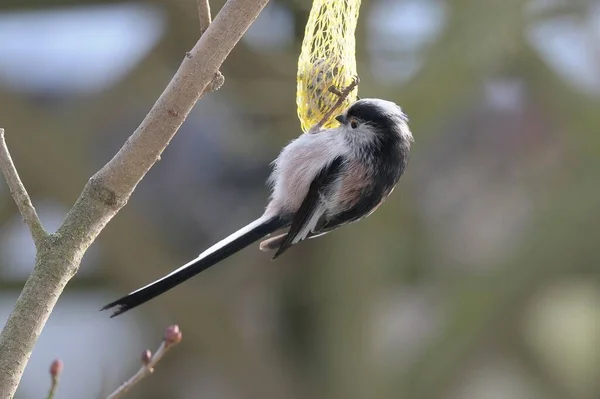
[{"xmin": 102, "ymin": 215, "xmax": 287, "ymax": 317}]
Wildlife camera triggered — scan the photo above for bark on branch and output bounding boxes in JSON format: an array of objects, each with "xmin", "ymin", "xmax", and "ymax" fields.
[{"xmin": 0, "ymin": 0, "xmax": 270, "ymax": 396}]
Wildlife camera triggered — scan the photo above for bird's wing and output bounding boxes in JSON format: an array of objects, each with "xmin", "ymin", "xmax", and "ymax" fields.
[{"xmin": 272, "ymin": 156, "xmax": 345, "ymax": 259}]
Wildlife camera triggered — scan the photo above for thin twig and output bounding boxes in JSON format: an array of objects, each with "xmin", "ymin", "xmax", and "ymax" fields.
[
  {"xmin": 106, "ymin": 326, "xmax": 182, "ymax": 399},
  {"xmin": 0, "ymin": 129, "xmax": 47, "ymax": 247},
  {"xmin": 105, "ymin": 344, "xmax": 169, "ymax": 399},
  {"xmin": 322, "ymin": 76, "xmax": 360, "ymax": 124},
  {"xmin": 197, "ymin": 0, "xmax": 224, "ymax": 92},
  {"xmin": 47, "ymin": 379, "xmax": 58, "ymax": 399},
  {"xmin": 198, "ymin": 0, "xmax": 212, "ymax": 34},
  {"xmin": 309, "ymin": 76, "xmax": 360, "ymax": 134}
]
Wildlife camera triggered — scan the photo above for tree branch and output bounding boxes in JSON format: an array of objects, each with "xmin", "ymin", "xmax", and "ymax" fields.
[
  {"xmin": 0, "ymin": 0, "xmax": 270, "ymax": 396},
  {"xmin": 0, "ymin": 129, "xmax": 48, "ymax": 248}
]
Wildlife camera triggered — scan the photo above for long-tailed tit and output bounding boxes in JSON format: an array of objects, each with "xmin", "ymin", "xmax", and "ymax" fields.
[{"xmin": 103, "ymin": 98, "xmax": 413, "ymax": 317}]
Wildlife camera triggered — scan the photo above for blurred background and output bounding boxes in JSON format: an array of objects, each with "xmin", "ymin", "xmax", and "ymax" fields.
[{"xmin": 1, "ymin": 0, "xmax": 600, "ymax": 398}]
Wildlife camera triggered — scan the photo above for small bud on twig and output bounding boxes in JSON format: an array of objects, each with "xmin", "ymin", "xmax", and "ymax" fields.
[
  {"xmin": 107, "ymin": 325, "xmax": 183, "ymax": 398},
  {"xmin": 164, "ymin": 325, "xmax": 182, "ymax": 345},
  {"xmin": 141, "ymin": 350, "xmax": 152, "ymax": 367},
  {"xmin": 49, "ymin": 359, "xmax": 63, "ymax": 379},
  {"xmin": 47, "ymin": 358, "xmax": 62, "ymax": 399}
]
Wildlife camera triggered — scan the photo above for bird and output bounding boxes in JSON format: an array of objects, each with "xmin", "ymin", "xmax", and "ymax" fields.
[{"xmin": 102, "ymin": 98, "xmax": 413, "ymax": 317}]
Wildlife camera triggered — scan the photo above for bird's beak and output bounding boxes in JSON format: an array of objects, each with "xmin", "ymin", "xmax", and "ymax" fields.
[{"xmin": 335, "ymin": 114, "xmax": 347, "ymax": 124}]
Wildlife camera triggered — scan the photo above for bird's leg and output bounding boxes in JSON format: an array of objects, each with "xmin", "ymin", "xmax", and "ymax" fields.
[{"xmin": 308, "ymin": 76, "xmax": 360, "ymax": 134}]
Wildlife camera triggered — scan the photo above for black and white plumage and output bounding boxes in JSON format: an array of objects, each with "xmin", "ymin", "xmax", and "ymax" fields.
[{"xmin": 102, "ymin": 98, "xmax": 413, "ymax": 317}]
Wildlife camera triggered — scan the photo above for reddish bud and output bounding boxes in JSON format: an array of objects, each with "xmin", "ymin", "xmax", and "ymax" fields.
[
  {"xmin": 141, "ymin": 349, "xmax": 152, "ymax": 365},
  {"xmin": 164, "ymin": 325, "xmax": 182, "ymax": 345},
  {"xmin": 49, "ymin": 359, "xmax": 63, "ymax": 378}
]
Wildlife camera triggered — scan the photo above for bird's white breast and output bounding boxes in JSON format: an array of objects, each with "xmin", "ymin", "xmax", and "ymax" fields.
[{"xmin": 267, "ymin": 128, "xmax": 350, "ymax": 214}]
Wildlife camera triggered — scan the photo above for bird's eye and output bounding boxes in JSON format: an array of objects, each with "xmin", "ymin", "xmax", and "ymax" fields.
[{"xmin": 350, "ymin": 120, "xmax": 358, "ymax": 129}]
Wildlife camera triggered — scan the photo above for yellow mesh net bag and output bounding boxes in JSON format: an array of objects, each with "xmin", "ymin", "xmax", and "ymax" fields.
[{"xmin": 296, "ymin": 0, "xmax": 362, "ymax": 133}]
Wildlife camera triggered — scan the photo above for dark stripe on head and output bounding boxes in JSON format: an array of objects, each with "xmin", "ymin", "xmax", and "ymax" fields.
[{"xmin": 346, "ymin": 99, "xmax": 407, "ymax": 131}]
